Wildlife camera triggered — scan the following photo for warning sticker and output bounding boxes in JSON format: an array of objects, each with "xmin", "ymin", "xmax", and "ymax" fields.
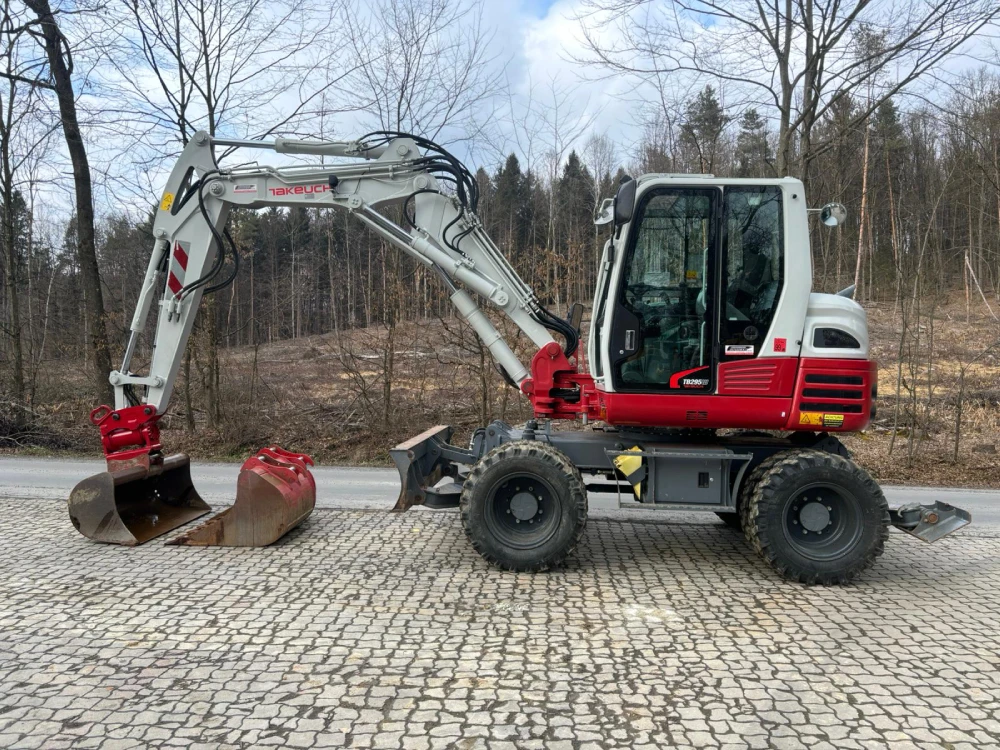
[
  {"xmin": 798, "ymin": 412, "xmax": 824, "ymax": 426},
  {"xmin": 774, "ymin": 337, "xmax": 787, "ymax": 352},
  {"xmin": 685, "ymin": 269, "xmax": 699, "ymax": 280},
  {"xmin": 823, "ymin": 413, "xmax": 845, "ymax": 428},
  {"xmin": 160, "ymin": 192, "xmax": 174, "ymax": 212}
]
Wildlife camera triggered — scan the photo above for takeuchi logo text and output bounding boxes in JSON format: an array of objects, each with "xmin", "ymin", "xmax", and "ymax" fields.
[{"xmin": 269, "ymin": 184, "xmax": 331, "ymax": 197}]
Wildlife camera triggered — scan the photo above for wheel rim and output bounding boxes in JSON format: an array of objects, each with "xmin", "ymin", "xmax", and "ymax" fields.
[
  {"xmin": 484, "ymin": 473, "xmax": 560, "ymax": 550},
  {"xmin": 781, "ymin": 482, "xmax": 863, "ymax": 561}
]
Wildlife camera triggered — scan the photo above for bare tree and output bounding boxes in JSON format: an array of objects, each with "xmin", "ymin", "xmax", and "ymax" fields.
[
  {"xmin": 4, "ymin": 0, "xmax": 114, "ymax": 405},
  {"xmin": 581, "ymin": 131, "xmax": 616, "ymax": 268},
  {"xmin": 531, "ymin": 78, "xmax": 599, "ymax": 309},
  {"xmin": 577, "ymin": 0, "xmax": 1000, "ymax": 184},
  {"xmin": 336, "ymin": 0, "xmax": 504, "ymax": 425},
  {"xmin": 0, "ymin": 0, "xmax": 45, "ymax": 415},
  {"xmin": 339, "ymin": 0, "xmax": 501, "ymax": 140},
  {"xmin": 104, "ymin": 0, "xmax": 350, "ymax": 197}
]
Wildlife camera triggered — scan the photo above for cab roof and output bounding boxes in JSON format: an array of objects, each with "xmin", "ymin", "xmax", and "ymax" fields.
[{"xmin": 635, "ymin": 174, "xmax": 803, "ymax": 188}]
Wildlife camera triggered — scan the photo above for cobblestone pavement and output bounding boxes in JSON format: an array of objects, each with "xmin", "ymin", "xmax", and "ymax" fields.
[{"xmin": 1, "ymin": 499, "xmax": 999, "ymax": 750}]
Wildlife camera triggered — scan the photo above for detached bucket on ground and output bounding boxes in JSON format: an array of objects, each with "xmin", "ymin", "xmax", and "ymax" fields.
[
  {"xmin": 68, "ymin": 453, "xmax": 211, "ymax": 546},
  {"xmin": 168, "ymin": 446, "xmax": 316, "ymax": 546}
]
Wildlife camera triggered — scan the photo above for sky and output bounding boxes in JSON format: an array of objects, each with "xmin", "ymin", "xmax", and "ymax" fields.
[
  {"xmin": 481, "ymin": 0, "xmax": 640, "ymax": 157},
  {"xmin": 522, "ymin": 0, "xmax": 560, "ymax": 17},
  {"xmin": 60, "ymin": 0, "xmax": 639, "ymax": 222},
  {"xmin": 49, "ymin": 0, "xmax": 631, "ymax": 222},
  {"xmin": 17, "ymin": 0, "xmax": 1000, "ymax": 224}
]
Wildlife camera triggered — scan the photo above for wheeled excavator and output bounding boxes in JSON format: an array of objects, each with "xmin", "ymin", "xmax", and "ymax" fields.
[{"xmin": 68, "ymin": 129, "xmax": 971, "ymax": 583}]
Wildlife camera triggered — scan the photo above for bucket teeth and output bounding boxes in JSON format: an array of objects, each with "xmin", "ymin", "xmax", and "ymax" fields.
[
  {"xmin": 68, "ymin": 453, "xmax": 211, "ymax": 545},
  {"xmin": 168, "ymin": 446, "xmax": 315, "ymax": 547}
]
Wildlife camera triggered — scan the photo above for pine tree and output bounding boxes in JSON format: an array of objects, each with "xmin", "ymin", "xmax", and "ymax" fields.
[
  {"xmin": 556, "ymin": 152, "xmax": 596, "ymax": 305},
  {"xmin": 735, "ymin": 108, "xmax": 771, "ymax": 177},
  {"xmin": 680, "ymin": 86, "xmax": 730, "ymax": 173},
  {"xmin": 492, "ymin": 154, "xmax": 534, "ymax": 262}
]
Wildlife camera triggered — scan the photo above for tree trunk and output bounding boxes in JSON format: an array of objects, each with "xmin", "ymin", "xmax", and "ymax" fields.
[
  {"xmin": 25, "ymin": 0, "xmax": 113, "ymax": 405},
  {"xmin": 206, "ymin": 296, "xmax": 220, "ymax": 426},
  {"xmin": 0, "ymin": 118, "xmax": 25, "ymax": 419},
  {"xmin": 1, "ymin": 192, "xmax": 25, "ymax": 420},
  {"xmin": 853, "ymin": 122, "xmax": 872, "ymax": 298},
  {"xmin": 184, "ymin": 346, "xmax": 195, "ymax": 432},
  {"xmin": 774, "ymin": 0, "xmax": 794, "ymax": 177},
  {"xmin": 382, "ymin": 318, "xmax": 395, "ymax": 429}
]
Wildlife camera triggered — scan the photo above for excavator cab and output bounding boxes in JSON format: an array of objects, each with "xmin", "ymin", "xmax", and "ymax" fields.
[{"xmin": 589, "ymin": 179, "xmax": 791, "ymax": 398}]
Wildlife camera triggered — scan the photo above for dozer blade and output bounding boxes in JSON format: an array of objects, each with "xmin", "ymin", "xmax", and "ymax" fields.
[
  {"xmin": 168, "ymin": 447, "xmax": 315, "ymax": 546},
  {"xmin": 68, "ymin": 453, "xmax": 211, "ymax": 546},
  {"xmin": 889, "ymin": 501, "xmax": 972, "ymax": 543}
]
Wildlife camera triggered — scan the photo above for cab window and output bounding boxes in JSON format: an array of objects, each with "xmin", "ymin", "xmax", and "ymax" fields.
[
  {"xmin": 721, "ymin": 186, "xmax": 783, "ymax": 355},
  {"xmin": 615, "ymin": 189, "xmax": 714, "ymax": 390}
]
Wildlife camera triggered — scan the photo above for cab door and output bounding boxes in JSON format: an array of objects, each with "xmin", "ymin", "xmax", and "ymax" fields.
[
  {"xmin": 718, "ymin": 186, "xmax": 786, "ymax": 363},
  {"xmin": 587, "ymin": 238, "xmax": 614, "ymax": 382},
  {"xmin": 608, "ymin": 187, "xmax": 719, "ymax": 393}
]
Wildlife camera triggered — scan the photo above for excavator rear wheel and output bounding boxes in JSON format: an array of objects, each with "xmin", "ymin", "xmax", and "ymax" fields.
[
  {"xmin": 741, "ymin": 449, "xmax": 889, "ymax": 585},
  {"xmin": 717, "ymin": 449, "xmax": 785, "ymax": 531},
  {"xmin": 460, "ymin": 440, "xmax": 587, "ymax": 572}
]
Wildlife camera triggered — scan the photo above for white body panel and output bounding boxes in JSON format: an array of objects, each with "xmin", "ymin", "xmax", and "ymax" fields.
[
  {"xmin": 757, "ymin": 182, "xmax": 811, "ymax": 360},
  {"xmin": 800, "ymin": 293, "xmax": 870, "ymax": 359}
]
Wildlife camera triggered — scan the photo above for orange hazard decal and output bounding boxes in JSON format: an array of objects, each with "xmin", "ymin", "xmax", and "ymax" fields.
[{"xmin": 798, "ymin": 412, "xmax": 824, "ymax": 426}]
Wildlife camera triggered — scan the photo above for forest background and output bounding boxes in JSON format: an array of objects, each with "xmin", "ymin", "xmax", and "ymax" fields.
[{"xmin": 3, "ymin": 0, "xmax": 1000, "ymax": 485}]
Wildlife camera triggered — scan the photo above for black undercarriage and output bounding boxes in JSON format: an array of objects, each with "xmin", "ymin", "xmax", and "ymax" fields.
[
  {"xmin": 391, "ymin": 420, "xmax": 970, "ymax": 579},
  {"xmin": 391, "ymin": 420, "xmax": 848, "ymax": 513}
]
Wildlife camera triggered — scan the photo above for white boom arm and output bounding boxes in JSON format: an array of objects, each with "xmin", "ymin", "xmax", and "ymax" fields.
[{"xmin": 112, "ymin": 130, "xmax": 560, "ymax": 413}]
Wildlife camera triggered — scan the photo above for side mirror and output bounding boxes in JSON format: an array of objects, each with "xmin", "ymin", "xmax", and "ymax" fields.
[
  {"xmin": 820, "ymin": 202, "xmax": 847, "ymax": 227},
  {"xmin": 614, "ymin": 177, "xmax": 636, "ymax": 226},
  {"xmin": 594, "ymin": 197, "xmax": 614, "ymax": 226}
]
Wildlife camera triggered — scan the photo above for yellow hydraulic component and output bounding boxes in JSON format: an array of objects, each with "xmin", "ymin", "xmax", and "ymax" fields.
[{"xmin": 613, "ymin": 446, "xmax": 646, "ymax": 500}]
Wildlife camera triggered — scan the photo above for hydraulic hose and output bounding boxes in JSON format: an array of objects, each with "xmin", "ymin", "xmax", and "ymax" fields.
[
  {"xmin": 205, "ymin": 229, "xmax": 240, "ymax": 294},
  {"xmin": 177, "ymin": 172, "xmax": 228, "ymax": 300}
]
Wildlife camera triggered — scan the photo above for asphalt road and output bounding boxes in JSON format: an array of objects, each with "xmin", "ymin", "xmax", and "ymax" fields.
[{"xmin": 1, "ymin": 455, "xmax": 998, "ymax": 530}]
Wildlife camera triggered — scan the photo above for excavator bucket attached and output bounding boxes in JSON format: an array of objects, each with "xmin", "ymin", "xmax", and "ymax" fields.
[
  {"xmin": 168, "ymin": 447, "xmax": 316, "ymax": 546},
  {"xmin": 69, "ymin": 453, "xmax": 211, "ymax": 546}
]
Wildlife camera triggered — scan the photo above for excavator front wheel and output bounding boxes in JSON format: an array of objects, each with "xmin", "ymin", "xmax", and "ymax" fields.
[{"xmin": 460, "ymin": 441, "xmax": 587, "ymax": 572}]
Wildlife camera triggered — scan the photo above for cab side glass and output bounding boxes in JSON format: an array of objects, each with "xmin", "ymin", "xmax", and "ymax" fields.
[
  {"xmin": 721, "ymin": 186, "xmax": 784, "ymax": 356},
  {"xmin": 614, "ymin": 178, "xmax": 636, "ymax": 226}
]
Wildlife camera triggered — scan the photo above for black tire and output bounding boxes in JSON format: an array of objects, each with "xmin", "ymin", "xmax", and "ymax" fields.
[
  {"xmin": 460, "ymin": 440, "xmax": 587, "ymax": 572},
  {"xmin": 742, "ymin": 449, "xmax": 889, "ymax": 585},
  {"xmin": 715, "ymin": 511, "xmax": 742, "ymax": 529},
  {"xmin": 790, "ymin": 431, "xmax": 852, "ymax": 459},
  {"xmin": 720, "ymin": 453, "xmax": 785, "ymax": 532}
]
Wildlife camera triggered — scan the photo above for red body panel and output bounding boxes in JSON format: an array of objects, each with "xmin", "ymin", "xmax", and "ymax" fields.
[
  {"xmin": 783, "ymin": 357, "xmax": 876, "ymax": 432},
  {"xmin": 598, "ymin": 392, "xmax": 794, "ymax": 429},
  {"xmin": 90, "ymin": 404, "xmax": 163, "ymax": 463},
  {"xmin": 717, "ymin": 358, "xmax": 798, "ymax": 397},
  {"xmin": 522, "ymin": 350, "xmax": 876, "ymax": 433}
]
